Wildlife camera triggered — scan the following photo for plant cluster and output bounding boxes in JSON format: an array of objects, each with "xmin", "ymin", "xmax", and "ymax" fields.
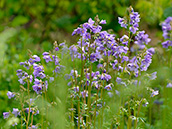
[{"xmin": 2, "ymin": 6, "xmax": 172, "ymax": 129}]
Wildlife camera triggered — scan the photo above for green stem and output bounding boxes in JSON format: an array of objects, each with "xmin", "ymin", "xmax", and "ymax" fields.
[
  {"xmin": 26, "ymin": 80, "xmax": 31, "ymax": 129},
  {"xmin": 101, "ymin": 88, "xmax": 105, "ymax": 128},
  {"xmin": 149, "ymin": 97, "xmax": 152, "ymax": 125},
  {"xmin": 41, "ymin": 94, "xmax": 44, "ymax": 129},
  {"xmin": 93, "ymin": 88, "xmax": 99, "ymax": 129},
  {"xmin": 134, "ymin": 99, "xmax": 143, "ymax": 128},
  {"xmin": 31, "ymin": 113, "xmax": 34, "ymax": 129},
  {"xmin": 127, "ymin": 102, "xmax": 131, "ymax": 129},
  {"xmin": 87, "ymin": 36, "xmax": 93, "ymax": 128}
]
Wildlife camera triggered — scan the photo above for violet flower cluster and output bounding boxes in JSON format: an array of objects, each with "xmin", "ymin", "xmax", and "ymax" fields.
[
  {"xmin": 3, "ymin": 43, "xmax": 63, "ymax": 128},
  {"xmin": 3, "ymin": 6, "xmax": 159, "ymax": 128},
  {"xmin": 161, "ymin": 17, "xmax": 172, "ymax": 48}
]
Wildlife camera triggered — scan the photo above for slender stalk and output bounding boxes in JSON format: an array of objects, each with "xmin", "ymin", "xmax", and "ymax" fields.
[
  {"xmin": 31, "ymin": 113, "xmax": 34, "ymax": 129},
  {"xmin": 45, "ymin": 91, "xmax": 48, "ymax": 128},
  {"xmin": 87, "ymin": 36, "xmax": 93, "ymax": 128},
  {"xmin": 93, "ymin": 88, "xmax": 99, "ymax": 128},
  {"xmin": 26, "ymin": 80, "xmax": 31, "ymax": 129},
  {"xmin": 149, "ymin": 97, "xmax": 152, "ymax": 125},
  {"xmin": 134, "ymin": 99, "xmax": 143, "ymax": 128},
  {"xmin": 71, "ymin": 75, "xmax": 74, "ymax": 129},
  {"xmin": 78, "ymin": 38, "xmax": 84, "ymax": 129},
  {"xmin": 20, "ymin": 89, "xmax": 25, "ymax": 129},
  {"xmin": 101, "ymin": 88, "xmax": 105, "ymax": 128},
  {"xmin": 71, "ymin": 97, "xmax": 74, "ymax": 129},
  {"xmin": 41, "ymin": 94, "xmax": 44, "ymax": 129},
  {"xmin": 127, "ymin": 102, "xmax": 131, "ymax": 129},
  {"xmin": 87, "ymin": 65, "xmax": 92, "ymax": 128}
]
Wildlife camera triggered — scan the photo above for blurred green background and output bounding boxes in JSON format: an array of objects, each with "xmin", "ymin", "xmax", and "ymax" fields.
[{"xmin": 0, "ymin": 0, "xmax": 172, "ymax": 127}]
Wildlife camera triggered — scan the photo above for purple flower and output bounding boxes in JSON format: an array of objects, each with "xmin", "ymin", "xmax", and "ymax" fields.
[
  {"xmin": 116, "ymin": 77, "xmax": 122, "ymax": 84},
  {"xmin": 97, "ymin": 64, "xmax": 103, "ymax": 68},
  {"xmin": 3, "ymin": 112, "xmax": 9, "ymax": 119},
  {"xmin": 32, "ymin": 84, "xmax": 42, "ymax": 94},
  {"xmin": 118, "ymin": 17, "xmax": 127, "ymax": 28},
  {"xmin": 127, "ymin": 63, "xmax": 138, "ymax": 73},
  {"xmin": 151, "ymin": 90, "xmax": 159, "ymax": 97},
  {"xmin": 33, "ymin": 64, "xmax": 44, "ymax": 78},
  {"xmin": 29, "ymin": 55, "xmax": 40, "ymax": 65},
  {"xmin": 55, "ymin": 47, "xmax": 59, "ymax": 51},
  {"xmin": 92, "ymin": 25, "xmax": 102, "ymax": 33},
  {"xmin": 81, "ymin": 90, "xmax": 88, "ymax": 98},
  {"xmin": 147, "ymin": 48, "xmax": 155, "ymax": 55},
  {"xmin": 7, "ymin": 91, "xmax": 15, "ymax": 99},
  {"xmin": 140, "ymin": 53, "xmax": 153, "ymax": 71},
  {"xmin": 69, "ymin": 45, "xmax": 78, "ymax": 61},
  {"xmin": 162, "ymin": 40, "xmax": 172, "ymax": 48},
  {"xmin": 59, "ymin": 42, "xmax": 65, "ymax": 47},
  {"xmin": 143, "ymin": 102, "xmax": 149, "ymax": 107},
  {"xmin": 44, "ymin": 81, "xmax": 48, "ymax": 91},
  {"xmin": 120, "ymin": 35, "xmax": 129, "ymax": 45},
  {"xmin": 100, "ymin": 20, "xmax": 106, "ymax": 24},
  {"xmin": 167, "ymin": 83, "xmax": 172, "ymax": 88},
  {"xmin": 25, "ymin": 108, "xmax": 32, "ymax": 113},
  {"xmin": 104, "ymin": 84, "xmax": 112, "ymax": 91},
  {"xmin": 149, "ymin": 72, "xmax": 157, "ymax": 80},
  {"xmin": 88, "ymin": 18, "xmax": 95, "ymax": 26},
  {"xmin": 107, "ymin": 92, "xmax": 113, "ymax": 97},
  {"xmin": 135, "ymin": 31, "xmax": 151, "ymax": 48},
  {"xmin": 42, "ymin": 52, "xmax": 52, "ymax": 63},
  {"xmin": 90, "ymin": 52, "xmax": 102, "ymax": 62},
  {"xmin": 12, "ymin": 108, "xmax": 20, "ymax": 117},
  {"xmin": 122, "ymin": 56, "xmax": 129, "ymax": 63},
  {"xmin": 161, "ymin": 17, "xmax": 172, "ymax": 39},
  {"xmin": 25, "ymin": 108, "xmax": 39, "ymax": 115},
  {"xmin": 49, "ymin": 77, "xmax": 54, "ymax": 82},
  {"xmin": 19, "ymin": 61, "xmax": 31, "ymax": 69},
  {"xmin": 28, "ymin": 125, "xmax": 37, "ymax": 129},
  {"xmin": 100, "ymin": 73, "xmax": 111, "ymax": 81},
  {"xmin": 70, "ymin": 69, "xmax": 78, "ymax": 79},
  {"xmin": 129, "ymin": 26, "xmax": 138, "ymax": 34},
  {"xmin": 74, "ymin": 86, "xmax": 79, "ymax": 92},
  {"xmin": 16, "ymin": 69, "xmax": 23, "ymax": 78},
  {"xmin": 38, "ymin": 72, "xmax": 46, "ymax": 79},
  {"xmin": 115, "ymin": 90, "xmax": 120, "ymax": 95}
]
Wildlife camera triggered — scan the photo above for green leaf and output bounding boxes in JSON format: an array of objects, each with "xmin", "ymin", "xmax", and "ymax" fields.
[
  {"xmin": 163, "ymin": 7, "xmax": 172, "ymax": 17},
  {"xmin": 11, "ymin": 15, "xmax": 29, "ymax": 26},
  {"xmin": 0, "ymin": 28, "xmax": 17, "ymax": 67}
]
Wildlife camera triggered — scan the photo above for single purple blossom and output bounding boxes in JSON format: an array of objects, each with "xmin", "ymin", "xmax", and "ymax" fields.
[
  {"xmin": 42, "ymin": 52, "xmax": 52, "ymax": 63},
  {"xmin": 28, "ymin": 125, "xmax": 37, "ymax": 129},
  {"xmin": 100, "ymin": 20, "xmax": 106, "ymax": 24},
  {"xmin": 151, "ymin": 90, "xmax": 159, "ymax": 97},
  {"xmin": 12, "ymin": 108, "xmax": 20, "ymax": 117},
  {"xmin": 118, "ymin": 17, "xmax": 128, "ymax": 28},
  {"xmin": 104, "ymin": 84, "xmax": 112, "ymax": 91},
  {"xmin": 3, "ymin": 112, "xmax": 9, "ymax": 119},
  {"xmin": 149, "ymin": 72, "xmax": 157, "ymax": 80},
  {"xmin": 29, "ymin": 55, "xmax": 40, "ymax": 65},
  {"xmin": 167, "ymin": 83, "xmax": 172, "ymax": 88},
  {"xmin": 120, "ymin": 35, "xmax": 129, "ymax": 45},
  {"xmin": 55, "ymin": 47, "xmax": 59, "ymax": 51},
  {"xmin": 116, "ymin": 77, "xmax": 122, "ymax": 84},
  {"xmin": 32, "ymin": 84, "xmax": 42, "ymax": 94},
  {"xmin": 7, "ymin": 91, "xmax": 15, "ymax": 99}
]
